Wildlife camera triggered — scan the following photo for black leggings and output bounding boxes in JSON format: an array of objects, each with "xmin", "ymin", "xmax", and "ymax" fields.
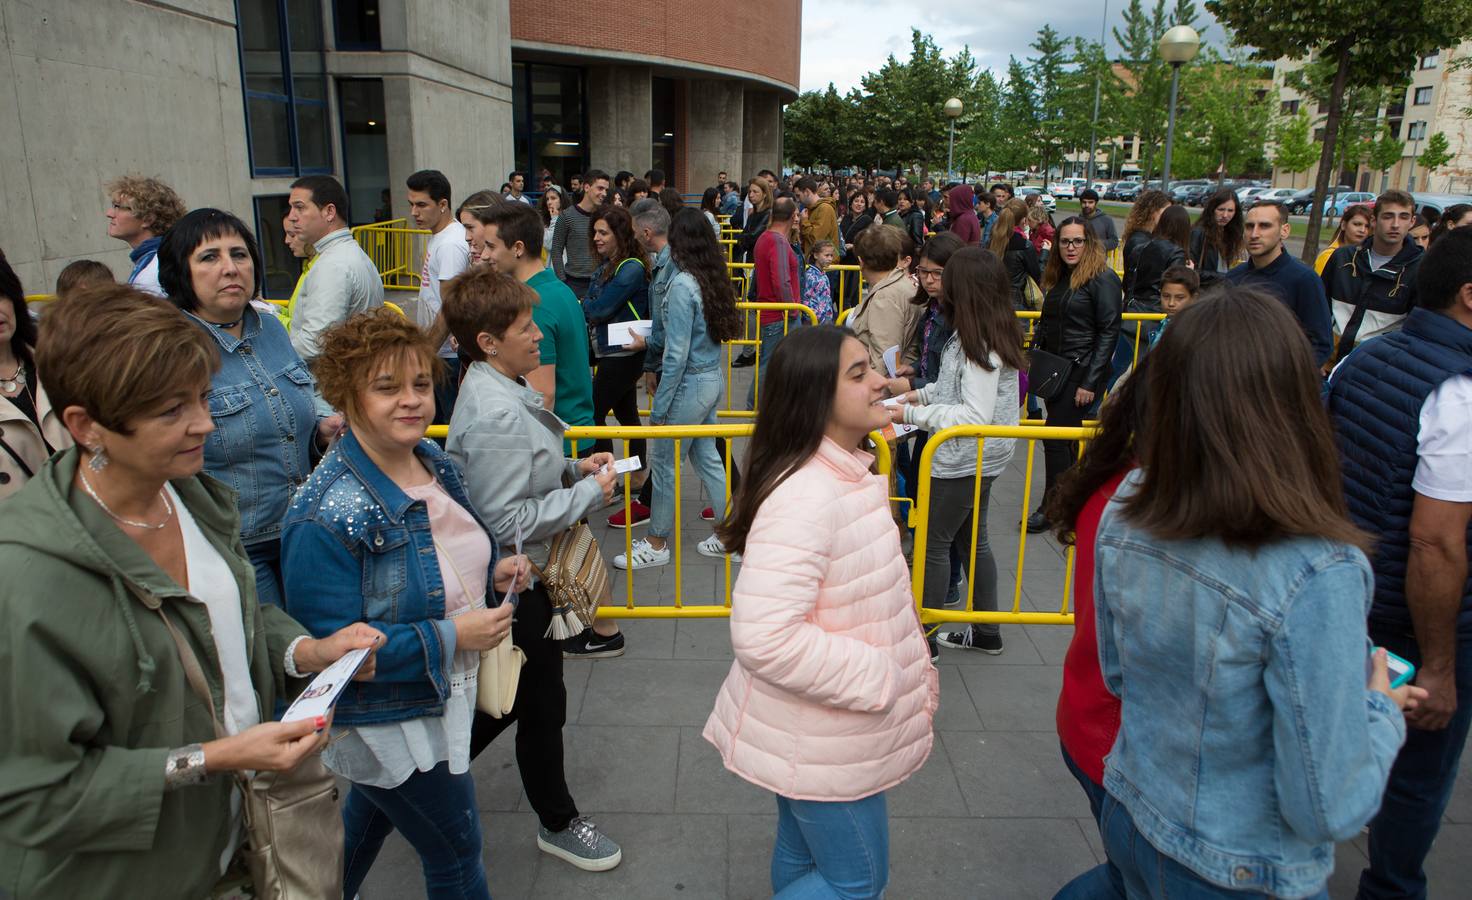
[
  {"xmin": 469, "ymin": 584, "xmax": 579, "ymax": 832},
  {"xmin": 591, "ymin": 351, "xmax": 647, "ymax": 464},
  {"xmin": 1041, "ymin": 377, "xmax": 1090, "ymax": 505}
]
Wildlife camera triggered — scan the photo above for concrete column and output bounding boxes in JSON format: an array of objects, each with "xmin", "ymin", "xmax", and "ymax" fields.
[
  {"xmin": 684, "ymin": 79, "xmax": 743, "ymax": 192},
  {"xmin": 741, "ymin": 89, "xmax": 783, "ymax": 180},
  {"xmin": 587, "ymin": 65, "xmax": 652, "ymax": 176}
]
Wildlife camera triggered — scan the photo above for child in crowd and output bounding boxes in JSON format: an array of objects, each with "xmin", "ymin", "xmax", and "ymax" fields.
[
  {"xmin": 54, "ymin": 259, "xmax": 114, "ymax": 299},
  {"xmin": 802, "ymin": 239, "xmax": 837, "ymax": 324},
  {"xmin": 1147, "ymin": 265, "xmax": 1199, "ymax": 352}
]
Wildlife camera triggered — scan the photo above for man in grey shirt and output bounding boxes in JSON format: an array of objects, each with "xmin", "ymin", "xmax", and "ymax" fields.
[
  {"xmin": 286, "ymin": 175, "xmax": 384, "ymax": 361},
  {"xmin": 1079, "ymin": 189, "xmax": 1120, "ymax": 252},
  {"xmin": 548, "ymin": 168, "xmax": 609, "ymax": 299}
]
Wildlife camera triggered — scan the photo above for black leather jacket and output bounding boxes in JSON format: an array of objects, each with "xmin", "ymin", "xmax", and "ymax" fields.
[
  {"xmin": 1129, "ymin": 237, "xmax": 1188, "ymax": 311},
  {"xmin": 1036, "ymin": 269, "xmax": 1124, "ymax": 392},
  {"xmin": 1120, "ymin": 229, "xmax": 1153, "ymax": 298},
  {"xmin": 1001, "ymin": 231, "xmax": 1042, "ymax": 310},
  {"xmin": 738, "ymin": 208, "xmax": 770, "ymax": 263}
]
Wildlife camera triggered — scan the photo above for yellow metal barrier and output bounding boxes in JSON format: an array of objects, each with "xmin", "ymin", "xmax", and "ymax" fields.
[
  {"xmin": 24, "ymin": 294, "xmax": 55, "ymax": 304},
  {"xmin": 721, "ymin": 302, "xmax": 818, "ymax": 418},
  {"xmin": 420, "ymin": 422, "xmax": 893, "ymax": 618},
  {"xmin": 353, "ymin": 219, "xmax": 431, "ymax": 290},
  {"xmin": 1016, "ymin": 311, "xmax": 1165, "ymax": 370},
  {"xmin": 910, "ymin": 423, "xmax": 1097, "ymax": 628}
]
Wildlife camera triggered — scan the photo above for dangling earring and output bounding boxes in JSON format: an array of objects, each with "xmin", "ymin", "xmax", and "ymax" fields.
[{"xmin": 88, "ymin": 446, "xmax": 109, "ymax": 472}]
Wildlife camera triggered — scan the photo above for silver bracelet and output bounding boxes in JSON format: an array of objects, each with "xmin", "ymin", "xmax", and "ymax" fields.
[
  {"xmin": 284, "ymin": 635, "xmax": 310, "ymax": 678},
  {"xmin": 164, "ymin": 743, "xmax": 208, "ymax": 791}
]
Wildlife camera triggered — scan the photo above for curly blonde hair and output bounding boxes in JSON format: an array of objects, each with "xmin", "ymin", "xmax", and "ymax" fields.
[
  {"xmin": 105, "ymin": 175, "xmax": 187, "ymax": 235},
  {"xmin": 313, "ymin": 308, "xmax": 445, "ymax": 424}
]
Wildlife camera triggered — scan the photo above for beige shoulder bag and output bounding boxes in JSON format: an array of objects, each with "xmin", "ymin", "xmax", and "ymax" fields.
[
  {"xmin": 433, "ymin": 535, "xmax": 525, "ymax": 719},
  {"xmin": 153, "ymin": 607, "xmax": 343, "ymax": 900}
]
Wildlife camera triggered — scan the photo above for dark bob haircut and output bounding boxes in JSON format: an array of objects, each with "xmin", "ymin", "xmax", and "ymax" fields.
[
  {"xmin": 157, "ymin": 208, "xmax": 265, "ymax": 312},
  {"xmin": 0, "ymin": 248, "xmax": 37, "ymax": 364}
]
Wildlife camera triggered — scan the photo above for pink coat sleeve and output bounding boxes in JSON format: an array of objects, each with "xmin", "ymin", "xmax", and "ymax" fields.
[{"xmin": 728, "ymin": 482, "xmax": 903, "ymax": 713}]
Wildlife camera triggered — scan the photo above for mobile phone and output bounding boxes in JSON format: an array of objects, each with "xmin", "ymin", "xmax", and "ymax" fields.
[{"xmin": 1366, "ymin": 648, "xmax": 1416, "ymax": 690}]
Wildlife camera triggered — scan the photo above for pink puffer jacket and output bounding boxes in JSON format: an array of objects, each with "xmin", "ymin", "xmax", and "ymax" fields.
[{"xmin": 703, "ymin": 437, "xmax": 938, "ymax": 801}]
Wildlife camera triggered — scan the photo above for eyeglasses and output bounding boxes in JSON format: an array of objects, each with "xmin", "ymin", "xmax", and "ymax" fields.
[
  {"xmin": 916, "ymin": 266, "xmax": 944, "ymax": 279},
  {"xmin": 1058, "ymin": 238, "xmax": 1086, "ymax": 248}
]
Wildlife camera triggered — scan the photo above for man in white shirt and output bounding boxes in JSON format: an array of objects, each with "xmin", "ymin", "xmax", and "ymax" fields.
[
  {"xmin": 1327, "ymin": 227, "xmax": 1472, "ymax": 900},
  {"xmin": 104, "ymin": 175, "xmax": 186, "ymax": 298},
  {"xmin": 504, "ymin": 171, "xmax": 533, "ymax": 205},
  {"xmin": 407, "ymin": 169, "xmax": 471, "ymax": 422},
  {"xmin": 286, "ymin": 175, "xmax": 384, "ymax": 362}
]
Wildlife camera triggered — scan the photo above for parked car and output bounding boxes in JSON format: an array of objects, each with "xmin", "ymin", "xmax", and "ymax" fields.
[
  {"xmin": 1286, "ymin": 186, "xmax": 1353, "ymax": 215},
  {"xmin": 1169, "ymin": 181, "xmax": 1213, "ymax": 206},
  {"xmin": 1253, "ymin": 187, "xmax": 1302, "ymax": 207},
  {"xmin": 1090, "ymin": 181, "xmax": 1113, "ymax": 195},
  {"xmin": 1110, "ymin": 181, "xmax": 1142, "ymax": 201},
  {"xmin": 1411, "ymin": 192, "xmax": 1472, "ymax": 220},
  {"xmin": 1018, "ymin": 186, "xmax": 1057, "ymax": 213},
  {"xmin": 1322, "ymin": 191, "xmax": 1377, "ymax": 217},
  {"xmin": 1237, "ymin": 186, "xmax": 1270, "ymax": 203},
  {"xmin": 1051, "ymin": 182, "xmax": 1077, "ymax": 199}
]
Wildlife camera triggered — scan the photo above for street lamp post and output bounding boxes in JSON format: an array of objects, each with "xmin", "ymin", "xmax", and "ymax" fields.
[
  {"xmin": 1086, "ymin": 0, "xmax": 1110, "ymax": 186},
  {"xmin": 944, "ymin": 97, "xmax": 963, "ymax": 183},
  {"xmin": 1158, "ymin": 24, "xmax": 1200, "ymax": 197}
]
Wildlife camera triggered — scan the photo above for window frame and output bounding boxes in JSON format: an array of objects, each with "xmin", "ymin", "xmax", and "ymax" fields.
[
  {"xmin": 236, "ymin": 0, "xmax": 334, "ymax": 178},
  {"xmin": 1413, "ymin": 86, "xmax": 1434, "ymax": 106}
]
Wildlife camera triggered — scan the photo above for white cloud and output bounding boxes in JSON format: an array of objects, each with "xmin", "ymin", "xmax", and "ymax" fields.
[{"xmin": 798, "ymin": 0, "xmax": 1227, "ymax": 93}]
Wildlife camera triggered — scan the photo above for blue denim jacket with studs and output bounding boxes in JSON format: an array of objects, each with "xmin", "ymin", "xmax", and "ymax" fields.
[
  {"xmin": 280, "ymin": 430, "xmax": 502, "ymax": 726},
  {"xmin": 190, "ymin": 308, "xmax": 319, "ymax": 547}
]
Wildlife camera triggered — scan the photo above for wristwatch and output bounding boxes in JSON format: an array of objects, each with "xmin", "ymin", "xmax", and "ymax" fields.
[{"xmin": 164, "ymin": 743, "xmax": 208, "ymax": 790}]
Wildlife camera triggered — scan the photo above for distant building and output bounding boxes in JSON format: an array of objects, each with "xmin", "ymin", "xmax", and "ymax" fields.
[{"xmin": 0, "ymin": 0, "xmax": 796, "ymax": 295}]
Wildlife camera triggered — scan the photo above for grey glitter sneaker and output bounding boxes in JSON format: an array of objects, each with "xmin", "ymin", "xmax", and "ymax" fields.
[{"xmin": 537, "ymin": 816, "xmax": 623, "ymax": 872}]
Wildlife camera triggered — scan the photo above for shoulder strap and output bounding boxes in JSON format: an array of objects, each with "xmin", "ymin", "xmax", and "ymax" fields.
[
  {"xmin": 152, "ymin": 603, "xmax": 229, "ymax": 742},
  {"xmin": 0, "ymin": 433, "xmax": 34, "ymax": 480}
]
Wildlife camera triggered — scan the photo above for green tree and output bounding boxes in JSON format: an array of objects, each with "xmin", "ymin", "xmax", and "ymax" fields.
[
  {"xmin": 1366, "ymin": 123, "xmax": 1405, "ymax": 186},
  {"xmin": 1000, "ymin": 57, "xmax": 1040, "ymax": 175},
  {"xmin": 1206, "ymin": 0, "xmax": 1472, "ymax": 258},
  {"xmin": 1066, "ymin": 38, "xmax": 1129, "ymax": 180},
  {"xmin": 1180, "ymin": 48, "xmax": 1274, "ymax": 183},
  {"xmin": 855, "ymin": 30, "xmax": 979, "ymax": 173},
  {"xmin": 954, "ymin": 69, "xmax": 1005, "ymax": 178},
  {"xmin": 1029, "ymin": 25, "xmax": 1069, "ymax": 186},
  {"xmin": 1272, "ymin": 111, "xmax": 1318, "ymax": 182},
  {"xmin": 1418, "ymin": 132, "xmax": 1453, "ymax": 189},
  {"xmin": 1112, "ymin": 0, "xmax": 1201, "ymax": 182}
]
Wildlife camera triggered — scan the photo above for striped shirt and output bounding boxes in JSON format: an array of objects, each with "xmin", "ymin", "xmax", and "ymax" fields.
[{"xmin": 549, "ymin": 203, "xmax": 598, "ymax": 280}]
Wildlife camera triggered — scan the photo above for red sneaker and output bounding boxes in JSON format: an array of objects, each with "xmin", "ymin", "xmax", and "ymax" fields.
[
  {"xmin": 701, "ymin": 507, "xmax": 716, "ymax": 522},
  {"xmin": 607, "ymin": 501, "xmax": 651, "ymax": 528}
]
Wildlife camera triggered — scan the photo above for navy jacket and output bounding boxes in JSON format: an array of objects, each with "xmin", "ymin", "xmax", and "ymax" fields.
[
  {"xmin": 1327, "ymin": 307, "xmax": 1472, "ymax": 633},
  {"xmin": 1227, "ymin": 251, "xmax": 1333, "ymax": 365}
]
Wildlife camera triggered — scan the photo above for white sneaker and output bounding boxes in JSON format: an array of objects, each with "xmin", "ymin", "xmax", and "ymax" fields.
[
  {"xmin": 697, "ymin": 534, "xmax": 742, "ymax": 562},
  {"xmin": 613, "ymin": 538, "xmax": 670, "ymax": 570}
]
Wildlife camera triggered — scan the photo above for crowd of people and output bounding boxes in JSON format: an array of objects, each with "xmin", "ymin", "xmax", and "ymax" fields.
[{"xmin": 0, "ymin": 161, "xmax": 1468, "ymax": 900}]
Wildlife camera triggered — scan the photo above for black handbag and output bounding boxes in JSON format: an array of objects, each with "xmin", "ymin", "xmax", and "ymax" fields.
[{"xmin": 1027, "ymin": 348, "xmax": 1075, "ymax": 403}]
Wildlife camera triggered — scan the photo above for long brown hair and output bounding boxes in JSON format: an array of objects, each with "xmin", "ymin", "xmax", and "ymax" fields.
[
  {"xmin": 1154, "ymin": 205, "xmax": 1192, "ymax": 252},
  {"xmin": 747, "ymin": 178, "xmax": 772, "ymax": 213},
  {"xmin": 1122, "ymin": 189, "xmax": 1170, "ymax": 244},
  {"xmin": 1042, "ymin": 217, "xmax": 1108, "ymax": 291},
  {"xmin": 940, "ymin": 247, "xmax": 1027, "ymax": 372},
  {"xmin": 1330, "ymin": 204, "xmax": 1374, "ymax": 247},
  {"xmin": 987, "ymin": 205, "xmax": 1019, "ymax": 256},
  {"xmin": 1194, "ymin": 188, "xmax": 1244, "ymax": 264},
  {"xmin": 1124, "ymin": 287, "xmax": 1368, "ymax": 550},
  {"xmin": 590, "ymin": 205, "xmax": 644, "ymax": 283},
  {"xmin": 667, "ymin": 208, "xmax": 742, "ymax": 343},
  {"xmin": 716, "ymin": 325, "xmax": 853, "ymax": 554}
]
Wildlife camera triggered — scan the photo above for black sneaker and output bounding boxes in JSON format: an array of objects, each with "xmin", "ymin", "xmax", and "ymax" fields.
[
  {"xmin": 937, "ymin": 627, "xmax": 1004, "ymax": 655},
  {"xmin": 927, "ymin": 634, "xmax": 940, "ymax": 663},
  {"xmin": 1024, "ymin": 511, "xmax": 1051, "ymax": 534},
  {"xmin": 731, "ymin": 352, "xmax": 756, "ymax": 368},
  {"xmin": 943, "ymin": 578, "xmax": 966, "ymax": 608},
  {"xmin": 563, "ymin": 629, "xmax": 626, "ymax": 659}
]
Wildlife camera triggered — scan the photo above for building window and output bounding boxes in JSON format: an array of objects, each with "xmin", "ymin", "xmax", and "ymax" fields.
[
  {"xmin": 652, "ymin": 77, "xmax": 677, "ymax": 183},
  {"xmin": 338, "ymin": 79, "xmax": 389, "ymax": 226},
  {"xmin": 333, "ymin": 0, "xmax": 380, "ymax": 50},
  {"xmin": 253, "ymin": 195, "xmax": 301, "ymax": 299},
  {"xmin": 1420, "ymin": 52, "xmax": 1439, "ymax": 69},
  {"xmin": 1280, "ymin": 99, "xmax": 1300, "ymax": 115},
  {"xmin": 1414, "ymin": 86, "xmax": 1433, "ymax": 105},
  {"xmin": 510, "ymin": 62, "xmax": 588, "ymax": 190},
  {"xmin": 1313, "ymin": 127, "xmax": 1326, "ymax": 142},
  {"xmin": 238, "ymin": 0, "xmax": 332, "ymax": 177},
  {"xmin": 1408, "ymin": 121, "xmax": 1428, "ymax": 141}
]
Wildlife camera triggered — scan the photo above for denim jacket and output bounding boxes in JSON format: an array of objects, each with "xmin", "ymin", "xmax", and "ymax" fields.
[
  {"xmin": 1094, "ymin": 471, "xmax": 1406, "ymax": 897},
  {"xmin": 190, "ymin": 308, "xmax": 319, "ymax": 547},
  {"xmin": 647, "ymin": 245, "xmax": 721, "ymax": 422},
  {"xmin": 583, "ymin": 258, "xmax": 649, "ymax": 357},
  {"xmin": 279, "ymin": 431, "xmax": 502, "ymax": 726}
]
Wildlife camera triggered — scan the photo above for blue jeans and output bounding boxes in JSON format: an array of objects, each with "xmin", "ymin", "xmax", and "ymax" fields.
[
  {"xmin": 246, "ymin": 539, "xmax": 282, "ymax": 608},
  {"xmin": 1095, "ymin": 793, "xmax": 1327, "ymax": 900},
  {"xmin": 771, "ymin": 792, "xmax": 889, "ymax": 899},
  {"xmin": 342, "ymin": 762, "xmax": 491, "ymax": 900},
  {"xmin": 748, "ymin": 318, "xmax": 796, "ymax": 410},
  {"xmin": 1358, "ymin": 627, "xmax": 1472, "ymax": 900},
  {"xmin": 651, "ymin": 369, "xmax": 729, "ymax": 540},
  {"xmin": 1053, "ymin": 744, "xmax": 1125, "ymax": 899}
]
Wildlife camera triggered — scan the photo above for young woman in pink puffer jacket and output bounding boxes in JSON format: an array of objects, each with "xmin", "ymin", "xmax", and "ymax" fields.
[{"xmin": 703, "ymin": 324, "xmax": 939, "ymax": 899}]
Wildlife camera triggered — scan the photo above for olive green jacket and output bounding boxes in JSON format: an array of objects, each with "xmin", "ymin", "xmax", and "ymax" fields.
[{"xmin": 0, "ymin": 448, "xmax": 308, "ymax": 899}]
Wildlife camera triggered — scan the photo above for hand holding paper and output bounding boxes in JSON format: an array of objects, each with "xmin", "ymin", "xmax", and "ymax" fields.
[{"xmin": 607, "ymin": 320, "xmax": 653, "ymax": 348}]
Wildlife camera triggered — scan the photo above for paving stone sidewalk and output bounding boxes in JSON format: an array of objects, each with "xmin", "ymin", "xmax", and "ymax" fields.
[{"xmin": 364, "ymin": 368, "xmax": 1470, "ymax": 899}]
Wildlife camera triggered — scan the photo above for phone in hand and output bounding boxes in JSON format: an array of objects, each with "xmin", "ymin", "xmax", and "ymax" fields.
[{"xmin": 1367, "ymin": 648, "xmax": 1416, "ymax": 690}]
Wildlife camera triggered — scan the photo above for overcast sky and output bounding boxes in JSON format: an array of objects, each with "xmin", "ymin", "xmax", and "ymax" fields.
[{"xmin": 799, "ymin": 0, "xmax": 1227, "ymax": 93}]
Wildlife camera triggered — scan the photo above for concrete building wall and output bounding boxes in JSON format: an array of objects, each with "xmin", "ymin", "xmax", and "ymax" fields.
[
  {"xmin": 0, "ymin": 0, "xmax": 253, "ymax": 292},
  {"xmin": 587, "ymin": 65, "xmax": 653, "ymax": 176},
  {"xmin": 742, "ymin": 90, "xmax": 783, "ymax": 180},
  {"xmin": 683, "ymin": 80, "xmax": 744, "ymax": 192}
]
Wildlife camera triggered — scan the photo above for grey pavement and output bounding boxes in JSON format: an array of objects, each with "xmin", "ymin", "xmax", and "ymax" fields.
[{"xmin": 363, "ymin": 366, "xmax": 1471, "ymax": 898}]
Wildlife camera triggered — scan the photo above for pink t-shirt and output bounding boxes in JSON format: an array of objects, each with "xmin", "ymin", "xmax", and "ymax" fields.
[{"xmin": 403, "ymin": 477, "xmax": 491, "ymax": 618}]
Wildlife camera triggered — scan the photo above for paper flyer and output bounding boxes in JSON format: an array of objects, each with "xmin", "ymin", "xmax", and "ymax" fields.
[
  {"xmin": 281, "ymin": 647, "xmax": 371, "ymax": 723},
  {"xmin": 880, "ymin": 395, "xmax": 918, "ymax": 440},
  {"xmin": 607, "ymin": 320, "xmax": 653, "ymax": 348},
  {"xmin": 882, "ymin": 344, "xmax": 901, "ymax": 378}
]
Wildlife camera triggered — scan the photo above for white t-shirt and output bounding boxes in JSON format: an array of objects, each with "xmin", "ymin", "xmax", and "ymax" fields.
[
  {"xmin": 130, "ymin": 255, "xmax": 165, "ymax": 298},
  {"xmin": 419, "ymin": 220, "xmax": 470, "ymax": 357},
  {"xmin": 1414, "ymin": 373, "xmax": 1472, "ymax": 502}
]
